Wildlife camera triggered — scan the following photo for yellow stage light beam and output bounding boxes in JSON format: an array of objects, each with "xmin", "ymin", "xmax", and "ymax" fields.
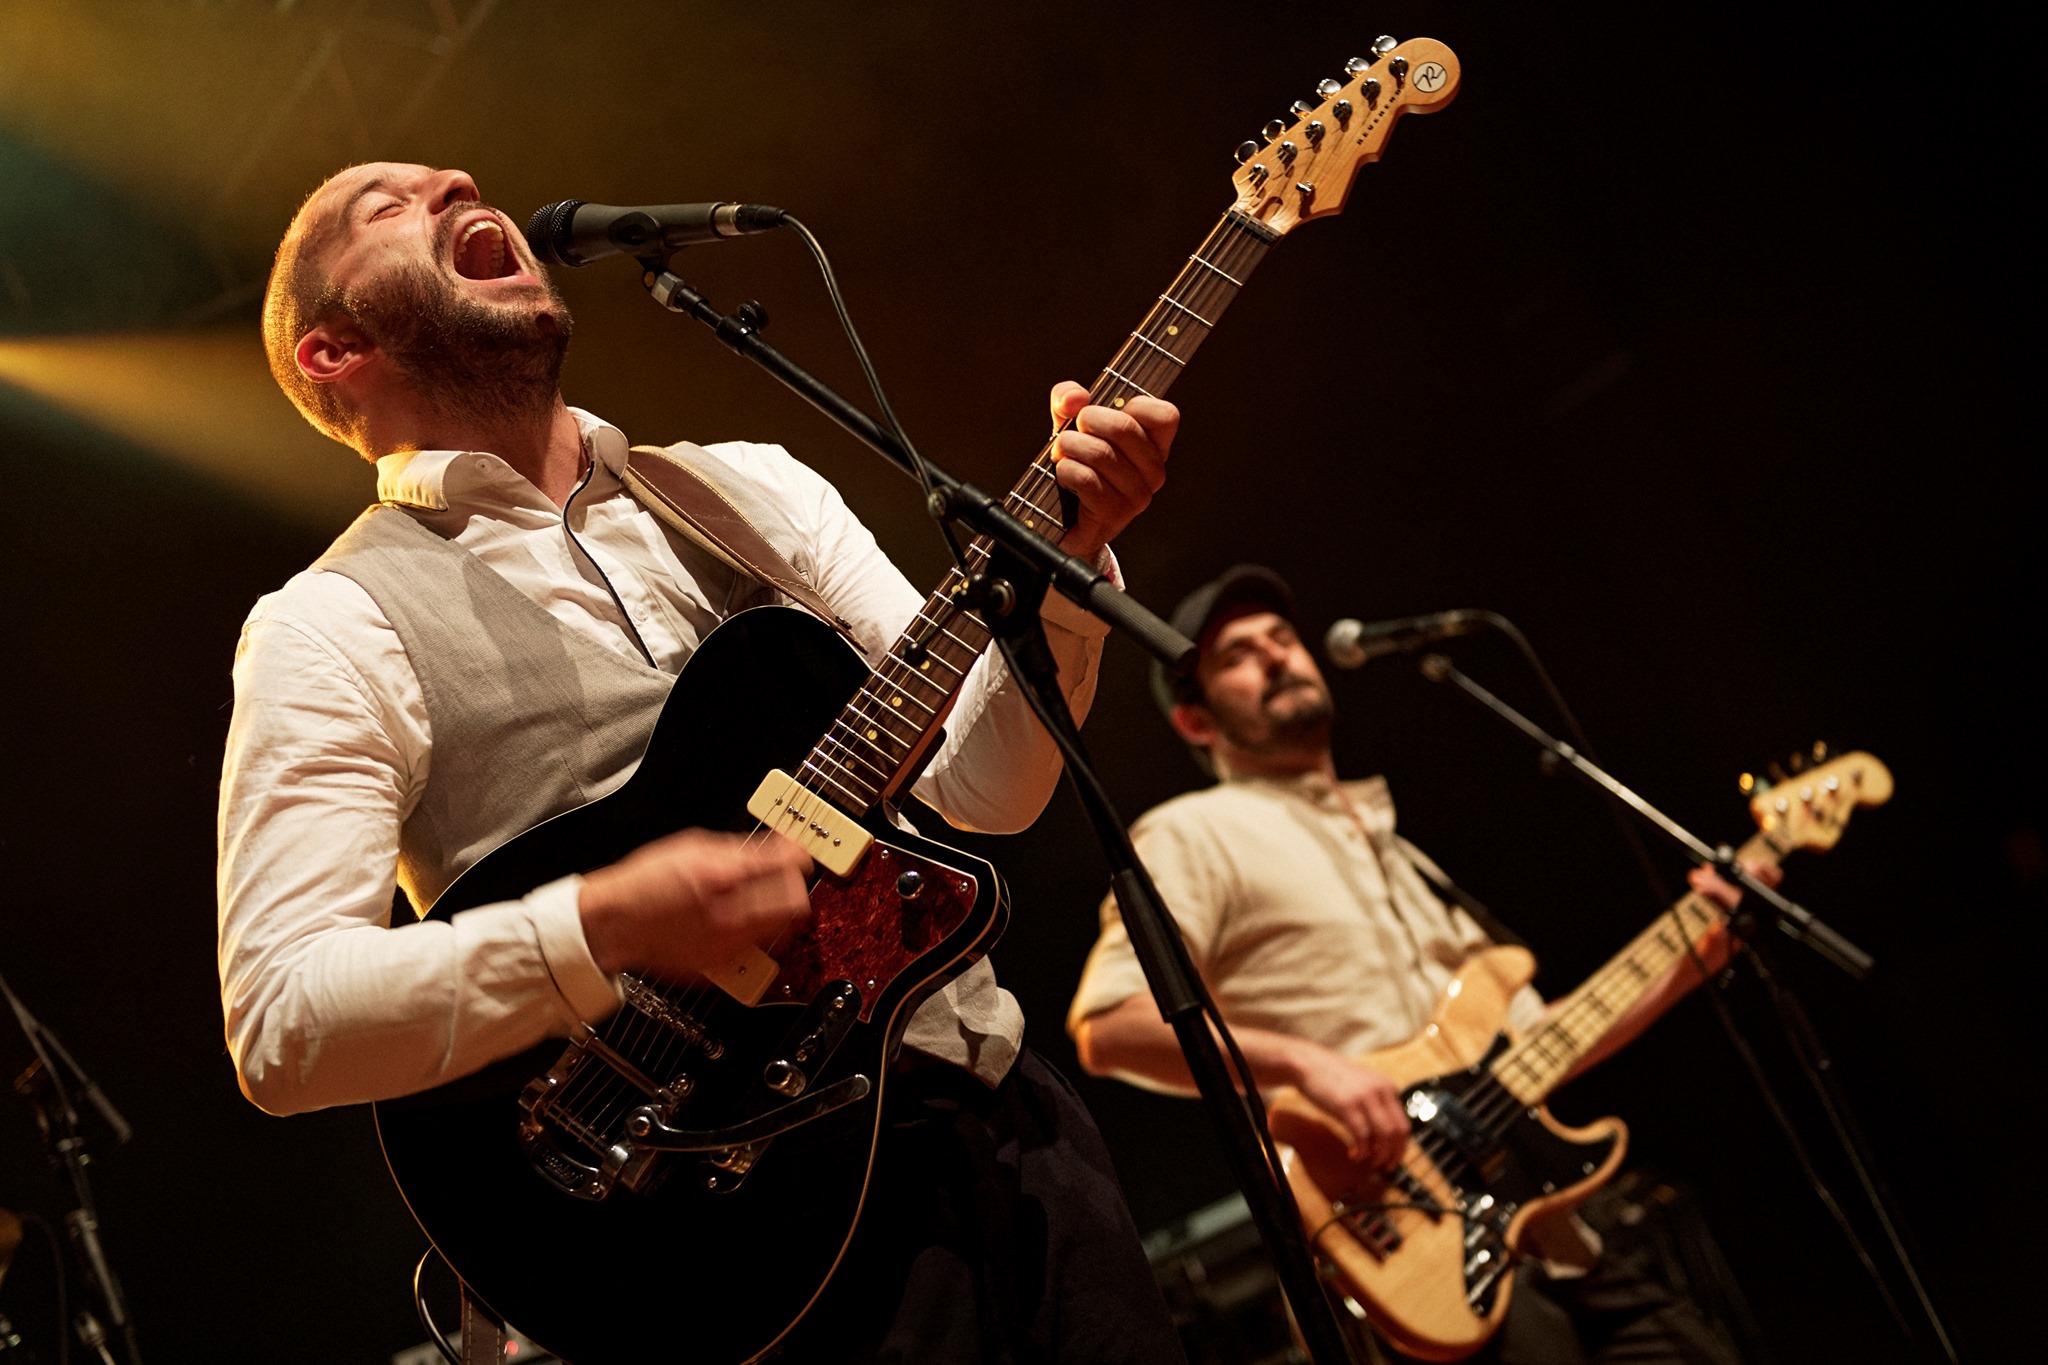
[{"xmin": 0, "ymin": 327, "xmax": 372, "ymax": 529}]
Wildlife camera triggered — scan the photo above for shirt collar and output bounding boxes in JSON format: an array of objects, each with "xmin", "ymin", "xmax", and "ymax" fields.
[
  {"xmin": 372, "ymin": 407, "xmax": 628, "ymax": 510},
  {"xmin": 1227, "ymin": 767, "xmax": 1393, "ymax": 817}
]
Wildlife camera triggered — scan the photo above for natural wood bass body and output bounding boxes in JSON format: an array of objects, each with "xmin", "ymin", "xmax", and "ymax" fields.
[{"xmin": 1268, "ymin": 947, "xmax": 1623, "ymax": 1361}]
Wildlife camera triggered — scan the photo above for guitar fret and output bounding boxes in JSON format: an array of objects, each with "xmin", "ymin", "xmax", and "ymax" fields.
[
  {"xmin": 799, "ymin": 757, "xmax": 874, "ymax": 811},
  {"xmin": 815, "ymin": 728, "xmax": 895, "ymax": 784},
  {"xmin": 1188, "ymin": 252, "xmax": 1244, "ymax": 287},
  {"xmin": 865, "ymin": 680, "xmax": 938, "ymax": 721},
  {"xmin": 1156, "ymin": 294, "xmax": 1215, "ymax": 329},
  {"xmin": 1100, "ymin": 365, "xmax": 1155, "ymax": 399},
  {"xmin": 1128, "ymin": 332, "xmax": 1187, "ymax": 366}
]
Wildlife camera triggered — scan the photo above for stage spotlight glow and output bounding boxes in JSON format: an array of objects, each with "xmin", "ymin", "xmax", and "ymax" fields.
[{"xmin": 0, "ymin": 327, "xmax": 371, "ymax": 527}]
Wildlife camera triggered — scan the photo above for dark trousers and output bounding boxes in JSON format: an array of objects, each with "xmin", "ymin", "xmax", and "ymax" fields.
[{"xmin": 775, "ymin": 1048, "xmax": 1189, "ymax": 1365}]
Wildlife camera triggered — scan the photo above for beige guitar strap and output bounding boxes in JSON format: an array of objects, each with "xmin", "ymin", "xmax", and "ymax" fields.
[{"xmin": 624, "ymin": 443, "xmax": 856, "ymax": 641}]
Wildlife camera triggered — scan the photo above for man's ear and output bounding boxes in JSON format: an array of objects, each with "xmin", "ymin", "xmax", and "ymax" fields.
[
  {"xmin": 1169, "ymin": 701, "xmax": 1217, "ymax": 749},
  {"xmin": 294, "ymin": 320, "xmax": 371, "ymax": 388}
]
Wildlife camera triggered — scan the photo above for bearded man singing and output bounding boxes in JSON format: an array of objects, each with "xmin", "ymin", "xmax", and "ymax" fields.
[{"xmin": 217, "ymin": 162, "xmax": 1185, "ymax": 1362}]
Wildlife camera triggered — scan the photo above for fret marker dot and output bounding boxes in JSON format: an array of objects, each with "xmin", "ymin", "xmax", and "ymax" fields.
[
  {"xmin": 1113, "ymin": 397, "xmax": 1126, "ymax": 408},
  {"xmin": 1023, "ymin": 517, "xmax": 1035, "ymax": 528},
  {"xmin": 866, "ymin": 728, "xmax": 878, "ymax": 740},
  {"xmin": 891, "ymin": 696, "xmax": 902, "ymax": 708},
  {"xmin": 920, "ymin": 660, "xmax": 931, "ymax": 670},
  {"xmin": 1167, "ymin": 325, "xmax": 1180, "ymax": 336}
]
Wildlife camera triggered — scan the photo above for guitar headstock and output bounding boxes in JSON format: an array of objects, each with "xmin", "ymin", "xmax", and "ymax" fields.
[
  {"xmin": 1228, "ymin": 35, "xmax": 1461, "ymax": 237},
  {"xmin": 1741, "ymin": 745, "xmax": 1895, "ymax": 853}
]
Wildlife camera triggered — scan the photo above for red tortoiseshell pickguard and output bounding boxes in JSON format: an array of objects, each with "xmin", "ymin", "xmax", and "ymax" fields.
[{"xmin": 765, "ymin": 840, "xmax": 979, "ymax": 1021}]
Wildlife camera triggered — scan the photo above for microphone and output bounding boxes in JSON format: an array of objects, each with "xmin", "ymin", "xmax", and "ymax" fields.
[
  {"xmin": 1324, "ymin": 609, "xmax": 1492, "ymax": 669},
  {"xmin": 523, "ymin": 199, "xmax": 788, "ymax": 267}
]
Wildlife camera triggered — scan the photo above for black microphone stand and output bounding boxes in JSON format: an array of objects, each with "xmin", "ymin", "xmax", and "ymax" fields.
[
  {"xmin": 635, "ymin": 260, "xmax": 1361, "ymax": 1363},
  {"xmin": 2, "ymin": 969, "xmax": 140, "ymax": 1365},
  {"xmin": 1415, "ymin": 653, "xmax": 1871, "ymax": 976}
]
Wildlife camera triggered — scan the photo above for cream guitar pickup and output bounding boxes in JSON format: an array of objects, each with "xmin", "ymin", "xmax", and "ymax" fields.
[{"xmin": 745, "ymin": 769, "xmax": 872, "ymax": 878}]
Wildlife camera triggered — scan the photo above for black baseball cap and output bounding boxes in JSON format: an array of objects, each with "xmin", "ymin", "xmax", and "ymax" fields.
[{"xmin": 1148, "ymin": 564, "xmax": 1297, "ymax": 720}]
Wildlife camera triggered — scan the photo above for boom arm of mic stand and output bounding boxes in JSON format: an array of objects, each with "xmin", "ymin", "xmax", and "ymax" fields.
[
  {"xmin": 640, "ymin": 265, "xmax": 1195, "ymax": 671},
  {"xmin": 1417, "ymin": 653, "xmax": 1874, "ymax": 979}
]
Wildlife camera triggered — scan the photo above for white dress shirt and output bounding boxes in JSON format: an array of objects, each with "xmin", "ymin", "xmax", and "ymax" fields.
[{"xmin": 219, "ymin": 410, "xmax": 1111, "ymax": 1115}]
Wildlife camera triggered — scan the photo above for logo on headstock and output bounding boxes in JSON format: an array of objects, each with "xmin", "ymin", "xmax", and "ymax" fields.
[{"xmin": 1414, "ymin": 62, "xmax": 1448, "ymax": 94}]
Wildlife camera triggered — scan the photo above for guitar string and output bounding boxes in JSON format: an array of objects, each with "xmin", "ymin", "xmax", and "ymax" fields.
[
  {"xmin": 561, "ymin": 214, "xmax": 1284, "ymax": 1152},
  {"xmin": 554, "ymin": 212, "xmax": 1279, "ymax": 1151},
  {"xmin": 574, "ymin": 213, "xmax": 1283, "ymax": 1140}
]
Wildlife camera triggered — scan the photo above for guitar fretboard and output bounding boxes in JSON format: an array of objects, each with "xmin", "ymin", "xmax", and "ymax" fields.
[
  {"xmin": 1490, "ymin": 831, "xmax": 1786, "ymax": 1105},
  {"xmin": 793, "ymin": 211, "xmax": 1279, "ymax": 816}
]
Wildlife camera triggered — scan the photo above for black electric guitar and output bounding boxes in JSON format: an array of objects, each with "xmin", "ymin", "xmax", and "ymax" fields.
[{"xmin": 374, "ymin": 36, "xmax": 1462, "ymax": 1364}]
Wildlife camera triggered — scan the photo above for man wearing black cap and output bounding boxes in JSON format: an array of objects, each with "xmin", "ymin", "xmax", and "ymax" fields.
[{"xmin": 1066, "ymin": 565, "xmax": 1761, "ymax": 1362}]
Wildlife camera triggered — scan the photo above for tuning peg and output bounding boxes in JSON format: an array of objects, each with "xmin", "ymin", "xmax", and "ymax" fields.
[
  {"xmin": 1276, "ymin": 140, "xmax": 1299, "ymax": 166},
  {"xmin": 1766, "ymin": 761, "xmax": 1788, "ymax": 784},
  {"xmin": 1316, "ymin": 77, "xmax": 1343, "ymax": 99},
  {"xmin": 1262, "ymin": 118, "xmax": 1287, "ymax": 141},
  {"xmin": 1344, "ymin": 55, "xmax": 1372, "ymax": 77},
  {"xmin": 1738, "ymin": 772, "xmax": 1760, "ymax": 795},
  {"xmin": 1234, "ymin": 140, "xmax": 1259, "ymax": 165},
  {"xmin": 1289, "ymin": 99, "xmax": 1315, "ymax": 118},
  {"xmin": 1387, "ymin": 54, "xmax": 1409, "ymax": 86},
  {"xmin": 1373, "ymin": 34, "xmax": 1399, "ymax": 56},
  {"xmin": 1305, "ymin": 119, "xmax": 1325, "ymax": 147},
  {"xmin": 1359, "ymin": 76, "xmax": 1382, "ymax": 105},
  {"xmin": 1811, "ymin": 740, "xmax": 1830, "ymax": 761},
  {"xmin": 1787, "ymin": 750, "xmax": 1807, "ymax": 774}
]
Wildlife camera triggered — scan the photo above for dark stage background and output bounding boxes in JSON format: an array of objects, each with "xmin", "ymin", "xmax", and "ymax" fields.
[{"xmin": 1, "ymin": 2, "xmax": 2032, "ymax": 1361}]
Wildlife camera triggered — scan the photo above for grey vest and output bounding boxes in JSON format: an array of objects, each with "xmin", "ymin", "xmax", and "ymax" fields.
[{"xmin": 314, "ymin": 505, "xmax": 675, "ymax": 911}]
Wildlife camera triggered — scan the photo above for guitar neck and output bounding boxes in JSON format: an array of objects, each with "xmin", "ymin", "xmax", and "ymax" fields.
[
  {"xmin": 1489, "ymin": 829, "xmax": 1788, "ymax": 1105},
  {"xmin": 791, "ymin": 210, "xmax": 1280, "ymax": 816}
]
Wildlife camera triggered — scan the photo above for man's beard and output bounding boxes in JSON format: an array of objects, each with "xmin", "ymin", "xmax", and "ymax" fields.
[
  {"xmin": 1217, "ymin": 674, "xmax": 1335, "ymax": 753},
  {"xmin": 346, "ymin": 256, "xmax": 573, "ymax": 432}
]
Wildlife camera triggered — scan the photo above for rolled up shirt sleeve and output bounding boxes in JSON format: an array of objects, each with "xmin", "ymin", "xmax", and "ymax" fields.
[{"xmin": 216, "ymin": 583, "xmax": 621, "ymax": 1116}]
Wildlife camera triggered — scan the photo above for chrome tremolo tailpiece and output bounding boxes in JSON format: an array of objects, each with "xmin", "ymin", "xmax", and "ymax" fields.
[{"xmin": 625, "ymin": 1073, "xmax": 872, "ymax": 1153}]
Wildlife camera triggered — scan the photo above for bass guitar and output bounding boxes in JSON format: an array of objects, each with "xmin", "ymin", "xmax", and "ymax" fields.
[
  {"xmin": 1267, "ymin": 748, "xmax": 1893, "ymax": 1361},
  {"xmin": 374, "ymin": 34, "xmax": 1463, "ymax": 1365}
]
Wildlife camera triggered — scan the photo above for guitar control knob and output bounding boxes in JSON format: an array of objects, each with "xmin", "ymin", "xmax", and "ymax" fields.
[
  {"xmin": 763, "ymin": 1059, "xmax": 807, "ymax": 1097},
  {"xmin": 897, "ymin": 868, "xmax": 925, "ymax": 899},
  {"xmin": 1234, "ymin": 140, "xmax": 1259, "ymax": 165},
  {"xmin": 1262, "ymin": 119, "xmax": 1287, "ymax": 140},
  {"xmin": 1373, "ymin": 34, "xmax": 1399, "ymax": 56},
  {"xmin": 1316, "ymin": 78, "xmax": 1343, "ymax": 99}
]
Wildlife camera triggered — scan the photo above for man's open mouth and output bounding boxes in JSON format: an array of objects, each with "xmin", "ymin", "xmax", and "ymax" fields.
[{"xmin": 452, "ymin": 215, "xmax": 521, "ymax": 281}]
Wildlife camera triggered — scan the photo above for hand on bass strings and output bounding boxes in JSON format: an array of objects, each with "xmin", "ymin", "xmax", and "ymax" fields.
[
  {"xmin": 1289, "ymin": 1039, "xmax": 1411, "ymax": 1171},
  {"xmin": 1047, "ymin": 380, "xmax": 1178, "ymax": 562},
  {"xmin": 578, "ymin": 829, "xmax": 812, "ymax": 980}
]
